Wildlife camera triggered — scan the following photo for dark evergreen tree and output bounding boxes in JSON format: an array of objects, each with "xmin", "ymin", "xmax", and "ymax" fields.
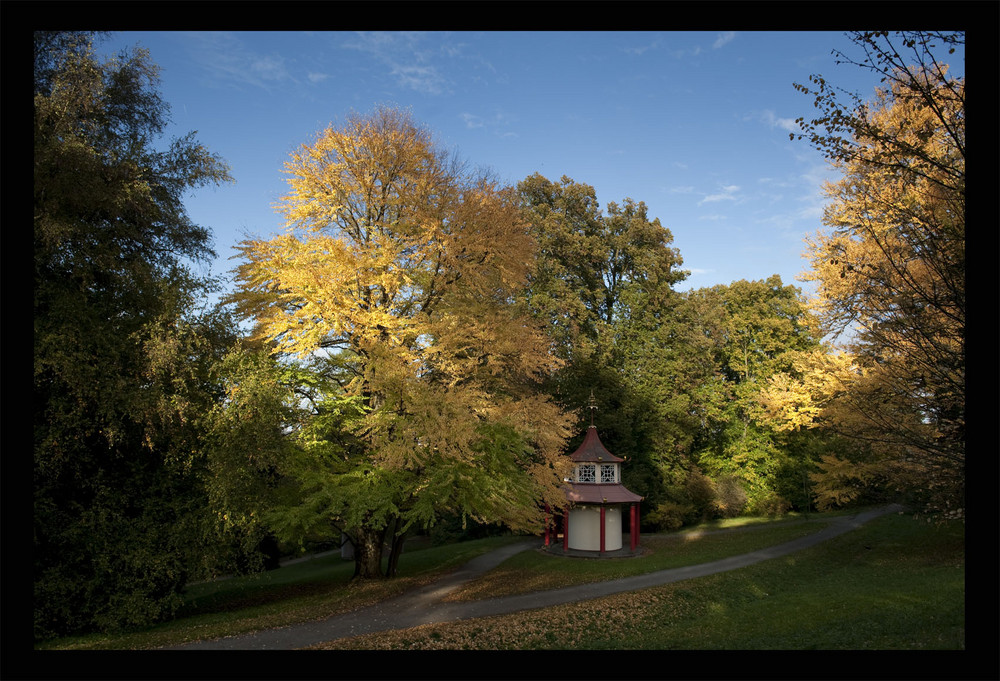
[{"xmin": 33, "ymin": 31, "xmax": 253, "ymax": 639}]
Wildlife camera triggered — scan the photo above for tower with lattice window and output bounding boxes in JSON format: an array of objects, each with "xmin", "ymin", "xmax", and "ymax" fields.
[{"xmin": 545, "ymin": 395, "xmax": 643, "ymax": 555}]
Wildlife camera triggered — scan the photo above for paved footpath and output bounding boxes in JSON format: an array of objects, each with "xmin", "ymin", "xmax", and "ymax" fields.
[{"xmin": 166, "ymin": 504, "xmax": 902, "ymax": 650}]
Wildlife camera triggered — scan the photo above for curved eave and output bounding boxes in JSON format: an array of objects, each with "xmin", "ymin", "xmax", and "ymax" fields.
[{"xmin": 564, "ymin": 482, "xmax": 643, "ymax": 504}]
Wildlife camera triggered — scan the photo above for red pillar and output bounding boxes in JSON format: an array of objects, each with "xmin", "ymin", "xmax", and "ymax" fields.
[
  {"xmin": 563, "ymin": 510, "xmax": 569, "ymax": 551},
  {"xmin": 636, "ymin": 501, "xmax": 641, "ymax": 546},
  {"xmin": 543, "ymin": 504, "xmax": 550, "ymax": 546},
  {"xmin": 599, "ymin": 506, "xmax": 606, "ymax": 554},
  {"xmin": 630, "ymin": 503, "xmax": 638, "ymax": 551}
]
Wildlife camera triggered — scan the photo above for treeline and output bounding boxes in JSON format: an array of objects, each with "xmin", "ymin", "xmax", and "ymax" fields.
[{"xmin": 33, "ymin": 31, "xmax": 964, "ymax": 640}]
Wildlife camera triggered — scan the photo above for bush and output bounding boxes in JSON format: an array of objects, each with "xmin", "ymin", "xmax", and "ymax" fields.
[
  {"xmin": 645, "ymin": 501, "xmax": 693, "ymax": 532},
  {"xmin": 713, "ymin": 475, "xmax": 748, "ymax": 518},
  {"xmin": 683, "ymin": 469, "xmax": 717, "ymax": 521},
  {"xmin": 746, "ymin": 491, "xmax": 792, "ymax": 517}
]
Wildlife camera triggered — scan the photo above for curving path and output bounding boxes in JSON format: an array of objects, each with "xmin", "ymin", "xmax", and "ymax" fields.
[{"xmin": 167, "ymin": 504, "xmax": 903, "ymax": 650}]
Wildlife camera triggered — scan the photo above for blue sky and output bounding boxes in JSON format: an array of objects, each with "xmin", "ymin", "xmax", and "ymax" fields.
[{"xmin": 97, "ymin": 31, "xmax": 964, "ymax": 299}]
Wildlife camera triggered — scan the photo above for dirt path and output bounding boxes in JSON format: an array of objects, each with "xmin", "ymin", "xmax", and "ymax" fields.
[{"xmin": 166, "ymin": 504, "xmax": 902, "ymax": 650}]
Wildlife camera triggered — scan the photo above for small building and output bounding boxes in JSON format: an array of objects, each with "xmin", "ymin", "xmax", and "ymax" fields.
[{"xmin": 546, "ymin": 422, "xmax": 643, "ymax": 556}]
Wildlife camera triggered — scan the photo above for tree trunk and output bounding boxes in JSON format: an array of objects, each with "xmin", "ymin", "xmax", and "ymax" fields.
[
  {"xmin": 385, "ymin": 517, "xmax": 406, "ymax": 578},
  {"xmin": 352, "ymin": 526, "xmax": 385, "ymax": 579}
]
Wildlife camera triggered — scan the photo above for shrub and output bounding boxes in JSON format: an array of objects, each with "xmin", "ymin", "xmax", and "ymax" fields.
[
  {"xmin": 746, "ymin": 491, "xmax": 792, "ymax": 517},
  {"xmin": 683, "ymin": 469, "xmax": 717, "ymax": 521},
  {"xmin": 713, "ymin": 475, "xmax": 748, "ymax": 518},
  {"xmin": 645, "ymin": 501, "xmax": 693, "ymax": 531}
]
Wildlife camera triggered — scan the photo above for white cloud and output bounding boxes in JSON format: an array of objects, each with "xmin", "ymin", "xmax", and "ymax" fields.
[
  {"xmin": 761, "ymin": 109, "xmax": 800, "ymax": 133},
  {"xmin": 713, "ymin": 32, "xmax": 736, "ymax": 49},
  {"xmin": 699, "ymin": 184, "xmax": 741, "ymax": 205},
  {"xmin": 624, "ymin": 37, "xmax": 662, "ymax": 56},
  {"xmin": 307, "ymin": 72, "xmax": 329, "ymax": 84},
  {"xmin": 461, "ymin": 113, "xmax": 484, "ymax": 129},
  {"xmin": 390, "ymin": 63, "xmax": 446, "ymax": 95},
  {"xmin": 343, "ymin": 31, "xmax": 451, "ymax": 95},
  {"xmin": 250, "ymin": 55, "xmax": 289, "ymax": 81},
  {"xmin": 184, "ymin": 32, "xmax": 293, "ymax": 91}
]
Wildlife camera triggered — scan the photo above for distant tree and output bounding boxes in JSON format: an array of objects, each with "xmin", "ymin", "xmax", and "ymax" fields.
[
  {"xmin": 33, "ymin": 31, "xmax": 241, "ymax": 638},
  {"xmin": 773, "ymin": 31, "xmax": 965, "ymax": 520},
  {"xmin": 518, "ymin": 173, "xmax": 687, "ymax": 361},
  {"xmin": 228, "ymin": 107, "xmax": 572, "ymax": 579},
  {"xmin": 518, "ymin": 173, "xmax": 690, "ymax": 510},
  {"xmin": 684, "ymin": 277, "xmax": 823, "ymax": 513}
]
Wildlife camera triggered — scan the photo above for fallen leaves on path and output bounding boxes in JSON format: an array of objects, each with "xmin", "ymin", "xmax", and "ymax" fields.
[{"xmin": 307, "ymin": 584, "xmax": 706, "ymax": 650}]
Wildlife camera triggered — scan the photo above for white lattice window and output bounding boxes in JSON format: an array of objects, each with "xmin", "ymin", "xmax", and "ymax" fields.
[
  {"xmin": 600, "ymin": 463, "xmax": 617, "ymax": 483},
  {"xmin": 577, "ymin": 464, "xmax": 596, "ymax": 482}
]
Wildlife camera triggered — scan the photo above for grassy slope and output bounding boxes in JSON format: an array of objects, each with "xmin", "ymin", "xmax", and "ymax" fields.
[
  {"xmin": 313, "ymin": 512, "xmax": 965, "ymax": 650},
  {"xmin": 35, "ymin": 510, "xmax": 965, "ymax": 652}
]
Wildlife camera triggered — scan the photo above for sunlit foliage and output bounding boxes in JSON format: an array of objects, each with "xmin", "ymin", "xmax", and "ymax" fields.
[
  {"xmin": 228, "ymin": 107, "xmax": 573, "ymax": 578},
  {"xmin": 775, "ymin": 31, "xmax": 965, "ymax": 520}
]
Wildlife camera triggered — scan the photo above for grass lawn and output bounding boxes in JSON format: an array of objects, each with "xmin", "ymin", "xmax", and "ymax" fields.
[
  {"xmin": 445, "ymin": 520, "xmax": 827, "ymax": 601},
  {"xmin": 35, "ymin": 535, "xmax": 526, "ymax": 650},
  {"xmin": 312, "ymin": 511, "xmax": 965, "ymax": 650},
  {"xmin": 34, "ymin": 509, "xmax": 964, "ymax": 652}
]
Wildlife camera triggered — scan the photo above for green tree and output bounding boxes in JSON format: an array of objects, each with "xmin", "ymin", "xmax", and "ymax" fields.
[
  {"xmin": 686, "ymin": 277, "xmax": 823, "ymax": 513},
  {"xmin": 228, "ymin": 107, "xmax": 573, "ymax": 579},
  {"xmin": 33, "ymin": 31, "xmax": 239, "ymax": 639},
  {"xmin": 518, "ymin": 174, "xmax": 690, "ymax": 511},
  {"xmin": 783, "ymin": 31, "xmax": 965, "ymax": 520},
  {"xmin": 518, "ymin": 173, "xmax": 687, "ymax": 361}
]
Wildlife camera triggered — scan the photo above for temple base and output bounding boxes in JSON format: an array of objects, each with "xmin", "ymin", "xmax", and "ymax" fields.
[{"xmin": 541, "ymin": 535, "xmax": 644, "ymax": 559}]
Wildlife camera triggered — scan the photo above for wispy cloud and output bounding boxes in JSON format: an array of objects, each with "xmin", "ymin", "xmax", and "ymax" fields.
[
  {"xmin": 761, "ymin": 109, "xmax": 800, "ymax": 133},
  {"xmin": 699, "ymin": 184, "xmax": 742, "ymax": 205},
  {"xmin": 624, "ymin": 37, "xmax": 663, "ymax": 56},
  {"xmin": 342, "ymin": 31, "xmax": 454, "ymax": 95},
  {"xmin": 669, "ymin": 31, "xmax": 735, "ymax": 60},
  {"xmin": 183, "ymin": 32, "xmax": 294, "ymax": 91},
  {"xmin": 390, "ymin": 63, "xmax": 447, "ymax": 95},
  {"xmin": 460, "ymin": 110, "xmax": 517, "ymax": 139},
  {"xmin": 461, "ymin": 113, "xmax": 485, "ymax": 129},
  {"xmin": 713, "ymin": 32, "xmax": 736, "ymax": 49}
]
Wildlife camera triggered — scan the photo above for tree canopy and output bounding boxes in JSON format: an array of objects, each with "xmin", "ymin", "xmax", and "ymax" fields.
[
  {"xmin": 228, "ymin": 106, "xmax": 573, "ymax": 578},
  {"xmin": 33, "ymin": 31, "xmax": 250, "ymax": 639},
  {"xmin": 768, "ymin": 31, "xmax": 965, "ymax": 520}
]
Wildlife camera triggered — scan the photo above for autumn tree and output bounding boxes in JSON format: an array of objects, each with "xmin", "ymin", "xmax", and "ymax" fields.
[
  {"xmin": 229, "ymin": 107, "xmax": 572, "ymax": 579},
  {"xmin": 33, "ymin": 32, "xmax": 253, "ymax": 638},
  {"xmin": 771, "ymin": 31, "xmax": 965, "ymax": 520}
]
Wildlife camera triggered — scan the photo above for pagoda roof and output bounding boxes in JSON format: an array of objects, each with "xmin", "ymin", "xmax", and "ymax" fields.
[
  {"xmin": 569, "ymin": 426, "xmax": 624, "ymax": 463},
  {"xmin": 564, "ymin": 482, "xmax": 643, "ymax": 505}
]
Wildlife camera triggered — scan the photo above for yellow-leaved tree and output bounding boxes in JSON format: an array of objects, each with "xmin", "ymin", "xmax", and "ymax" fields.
[
  {"xmin": 766, "ymin": 32, "xmax": 964, "ymax": 520},
  {"xmin": 228, "ymin": 107, "xmax": 573, "ymax": 578}
]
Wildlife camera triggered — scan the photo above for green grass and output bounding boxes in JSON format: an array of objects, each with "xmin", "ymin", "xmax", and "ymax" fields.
[
  {"xmin": 36, "ymin": 510, "xmax": 964, "ymax": 651},
  {"xmin": 447, "ymin": 520, "xmax": 827, "ymax": 601},
  {"xmin": 35, "ymin": 535, "xmax": 525, "ymax": 650},
  {"xmin": 316, "ymin": 511, "xmax": 965, "ymax": 650}
]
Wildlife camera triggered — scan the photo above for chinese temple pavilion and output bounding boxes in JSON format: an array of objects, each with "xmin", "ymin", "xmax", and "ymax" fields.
[{"xmin": 545, "ymin": 399, "xmax": 643, "ymax": 556}]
